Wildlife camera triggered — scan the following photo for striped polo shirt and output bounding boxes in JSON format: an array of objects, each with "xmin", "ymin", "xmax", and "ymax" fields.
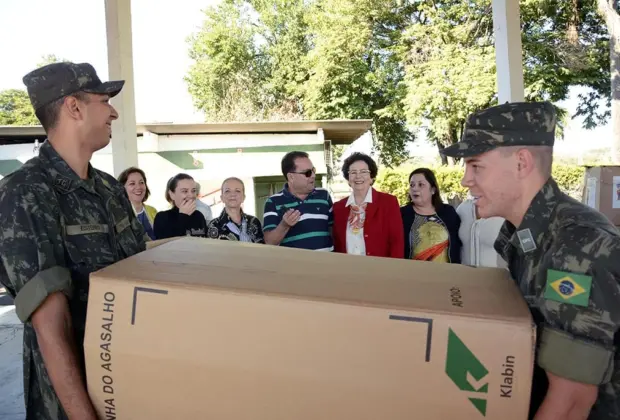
[{"xmin": 263, "ymin": 184, "xmax": 334, "ymax": 251}]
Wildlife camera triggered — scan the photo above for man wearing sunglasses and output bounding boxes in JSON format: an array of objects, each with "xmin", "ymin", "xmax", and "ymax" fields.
[{"xmin": 263, "ymin": 151, "xmax": 334, "ymax": 251}]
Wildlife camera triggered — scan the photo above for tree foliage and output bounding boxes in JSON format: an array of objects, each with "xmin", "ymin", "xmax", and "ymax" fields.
[
  {"xmin": 403, "ymin": 0, "xmax": 609, "ymax": 160},
  {"xmin": 0, "ymin": 54, "xmax": 67, "ymax": 126},
  {"xmin": 186, "ymin": 0, "xmax": 415, "ymax": 166},
  {"xmin": 37, "ymin": 54, "xmax": 68, "ymax": 68},
  {"xmin": 522, "ymin": 0, "xmax": 610, "ymax": 128},
  {"xmin": 0, "ymin": 89, "xmax": 38, "ymax": 126},
  {"xmin": 375, "ymin": 163, "xmax": 585, "ymax": 205},
  {"xmin": 401, "ymin": 1, "xmax": 497, "ymax": 162},
  {"xmin": 186, "ymin": 0, "xmax": 610, "ymax": 165},
  {"xmin": 302, "ymin": 0, "xmax": 415, "ymax": 166},
  {"xmin": 185, "ymin": 0, "xmax": 307, "ymax": 122}
]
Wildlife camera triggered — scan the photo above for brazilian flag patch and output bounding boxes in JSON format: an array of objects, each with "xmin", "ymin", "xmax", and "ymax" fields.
[{"xmin": 544, "ymin": 269, "xmax": 592, "ymax": 307}]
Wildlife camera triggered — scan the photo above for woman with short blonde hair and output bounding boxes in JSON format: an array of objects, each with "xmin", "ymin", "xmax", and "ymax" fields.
[{"xmin": 207, "ymin": 177, "xmax": 264, "ymax": 243}]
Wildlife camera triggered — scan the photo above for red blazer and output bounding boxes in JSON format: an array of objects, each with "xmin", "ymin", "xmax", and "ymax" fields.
[{"xmin": 333, "ymin": 188, "xmax": 404, "ymax": 258}]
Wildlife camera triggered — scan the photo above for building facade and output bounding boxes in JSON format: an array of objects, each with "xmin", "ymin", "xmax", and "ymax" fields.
[{"xmin": 0, "ymin": 120, "xmax": 371, "ymax": 218}]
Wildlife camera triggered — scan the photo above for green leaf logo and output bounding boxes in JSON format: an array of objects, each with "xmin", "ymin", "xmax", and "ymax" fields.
[{"xmin": 445, "ymin": 328, "xmax": 489, "ymax": 416}]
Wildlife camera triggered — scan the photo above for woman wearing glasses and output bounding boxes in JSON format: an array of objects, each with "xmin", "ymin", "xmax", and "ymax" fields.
[{"xmin": 332, "ymin": 152, "xmax": 404, "ymax": 258}]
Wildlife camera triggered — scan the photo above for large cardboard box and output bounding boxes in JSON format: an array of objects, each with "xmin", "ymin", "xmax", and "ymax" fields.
[
  {"xmin": 582, "ymin": 165, "xmax": 620, "ymax": 226},
  {"xmin": 85, "ymin": 237, "xmax": 535, "ymax": 420},
  {"xmin": 144, "ymin": 236, "xmax": 183, "ymax": 250}
]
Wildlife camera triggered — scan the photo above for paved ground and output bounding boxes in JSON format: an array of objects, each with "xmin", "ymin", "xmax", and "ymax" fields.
[{"xmin": 0, "ymin": 288, "xmax": 25, "ymax": 420}]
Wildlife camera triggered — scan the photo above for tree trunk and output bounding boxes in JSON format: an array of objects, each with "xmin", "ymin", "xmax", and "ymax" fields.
[
  {"xmin": 598, "ymin": 0, "xmax": 620, "ymax": 163},
  {"xmin": 568, "ymin": 0, "xmax": 579, "ymax": 45},
  {"xmin": 436, "ymin": 140, "xmax": 449, "ymax": 165},
  {"xmin": 447, "ymin": 124, "xmax": 460, "ymax": 166}
]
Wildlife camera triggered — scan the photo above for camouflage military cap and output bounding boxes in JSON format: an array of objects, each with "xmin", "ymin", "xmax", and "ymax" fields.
[
  {"xmin": 22, "ymin": 62, "xmax": 124, "ymax": 111},
  {"xmin": 441, "ymin": 102, "xmax": 557, "ymax": 158}
]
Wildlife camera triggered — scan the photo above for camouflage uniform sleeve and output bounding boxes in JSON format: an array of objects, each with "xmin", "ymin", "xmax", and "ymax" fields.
[
  {"xmin": 0, "ymin": 186, "xmax": 71, "ymax": 323},
  {"xmin": 536, "ymin": 224, "xmax": 620, "ymax": 385},
  {"xmin": 117, "ymin": 181, "xmax": 148, "ymax": 249},
  {"xmin": 129, "ymin": 207, "xmax": 149, "ymax": 247}
]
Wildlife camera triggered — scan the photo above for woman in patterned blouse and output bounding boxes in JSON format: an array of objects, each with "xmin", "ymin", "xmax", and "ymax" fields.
[
  {"xmin": 400, "ymin": 168, "xmax": 461, "ymax": 263},
  {"xmin": 207, "ymin": 177, "xmax": 264, "ymax": 243}
]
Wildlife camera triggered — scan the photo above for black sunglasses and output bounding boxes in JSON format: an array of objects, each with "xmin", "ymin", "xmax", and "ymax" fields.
[{"xmin": 291, "ymin": 167, "xmax": 316, "ymax": 178}]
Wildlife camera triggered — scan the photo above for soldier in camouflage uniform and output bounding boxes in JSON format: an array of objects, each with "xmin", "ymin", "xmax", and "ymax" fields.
[
  {"xmin": 0, "ymin": 62, "xmax": 147, "ymax": 419},
  {"xmin": 442, "ymin": 102, "xmax": 620, "ymax": 419}
]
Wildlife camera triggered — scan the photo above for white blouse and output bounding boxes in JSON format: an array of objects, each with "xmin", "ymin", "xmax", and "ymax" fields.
[
  {"xmin": 345, "ymin": 188, "xmax": 373, "ymax": 256},
  {"xmin": 456, "ymin": 199, "xmax": 507, "ymax": 268}
]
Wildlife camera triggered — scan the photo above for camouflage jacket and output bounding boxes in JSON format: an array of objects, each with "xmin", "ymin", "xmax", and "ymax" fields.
[
  {"xmin": 495, "ymin": 177, "xmax": 620, "ymax": 419},
  {"xmin": 0, "ymin": 140, "xmax": 146, "ymax": 419}
]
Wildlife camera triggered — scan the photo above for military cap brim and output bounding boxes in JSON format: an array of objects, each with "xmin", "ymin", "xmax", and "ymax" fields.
[
  {"xmin": 83, "ymin": 80, "xmax": 125, "ymax": 98},
  {"xmin": 441, "ymin": 140, "xmax": 497, "ymax": 158}
]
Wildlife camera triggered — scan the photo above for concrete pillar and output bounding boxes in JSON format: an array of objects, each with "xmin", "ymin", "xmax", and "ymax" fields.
[
  {"xmin": 492, "ymin": 0, "xmax": 525, "ymax": 103},
  {"xmin": 105, "ymin": 0, "xmax": 139, "ymax": 176}
]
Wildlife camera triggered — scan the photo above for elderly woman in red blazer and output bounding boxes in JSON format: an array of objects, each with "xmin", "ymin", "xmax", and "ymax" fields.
[{"xmin": 333, "ymin": 152, "xmax": 404, "ymax": 258}]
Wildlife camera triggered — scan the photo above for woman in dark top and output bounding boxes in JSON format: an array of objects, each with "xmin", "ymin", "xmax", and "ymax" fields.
[
  {"xmin": 400, "ymin": 168, "xmax": 461, "ymax": 263},
  {"xmin": 154, "ymin": 173, "xmax": 208, "ymax": 239},
  {"xmin": 207, "ymin": 177, "xmax": 264, "ymax": 243}
]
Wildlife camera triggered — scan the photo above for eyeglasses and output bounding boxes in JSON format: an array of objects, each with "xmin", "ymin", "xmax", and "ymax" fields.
[
  {"xmin": 349, "ymin": 169, "xmax": 371, "ymax": 177},
  {"xmin": 291, "ymin": 167, "xmax": 316, "ymax": 178}
]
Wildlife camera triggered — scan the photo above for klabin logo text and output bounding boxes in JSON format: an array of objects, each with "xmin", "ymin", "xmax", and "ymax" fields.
[{"xmin": 445, "ymin": 328, "xmax": 489, "ymax": 416}]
